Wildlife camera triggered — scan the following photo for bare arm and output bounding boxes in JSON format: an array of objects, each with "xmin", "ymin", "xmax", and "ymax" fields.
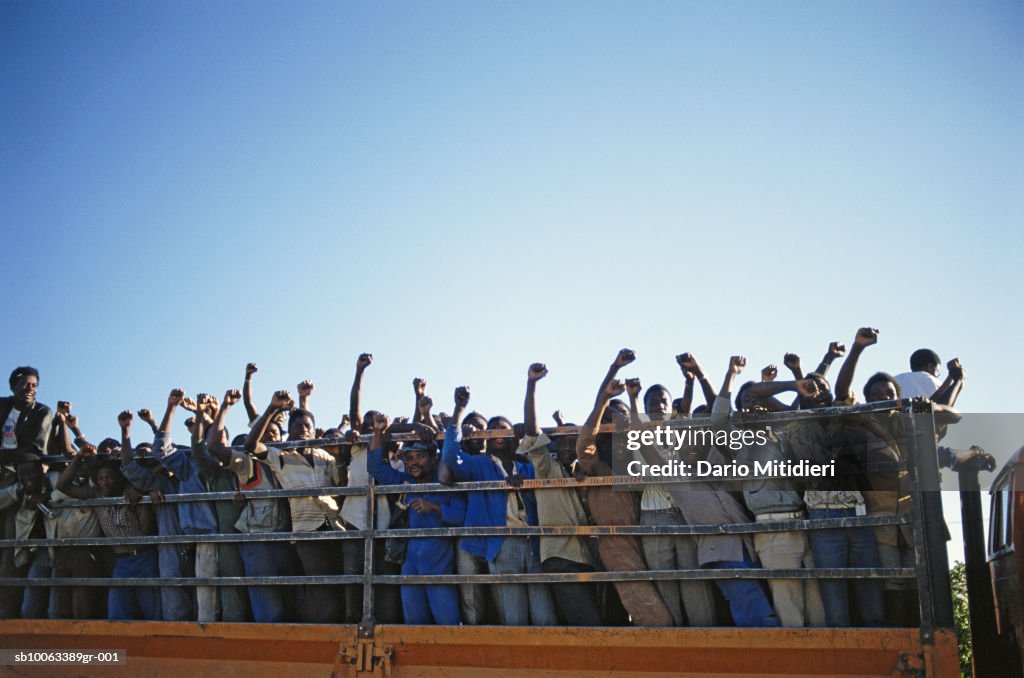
[
  {"xmin": 833, "ymin": 328, "xmax": 878, "ymax": 403},
  {"xmin": 578, "ymin": 349, "xmax": 634, "ymax": 456},
  {"xmin": 677, "ymin": 353, "xmax": 716, "ymax": 408},
  {"xmin": 297, "ymin": 380, "xmax": 314, "ymax": 413},
  {"xmin": 525, "ymin": 363, "xmax": 547, "ymax": 436},
  {"xmin": 56, "ymin": 447, "xmax": 97, "ymax": 500},
  {"xmin": 206, "ymin": 389, "xmax": 240, "ymax": 466},
  {"xmin": 159, "ymin": 388, "xmax": 185, "ymax": 434},
  {"xmin": 783, "ymin": 353, "xmax": 803, "ymax": 381},
  {"xmin": 242, "ymin": 363, "xmax": 260, "ymax": 423},
  {"xmin": 349, "ymin": 353, "xmax": 373, "ymax": 431},
  {"xmin": 412, "ymin": 378, "xmax": 428, "ymax": 424},
  {"xmin": 246, "ymin": 390, "xmax": 294, "ymax": 455},
  {"xmin": 815, "ymin": 342, "xmax": 847, "ymax": 378},
  {"xmin": 625, "ymin": 378, "xmax": 642, "ymax": 416}
]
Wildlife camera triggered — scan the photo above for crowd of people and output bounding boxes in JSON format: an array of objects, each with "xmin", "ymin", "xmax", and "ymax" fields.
[{"xmin": 0, "ymin": 327, "xmax": 993, "ymax": 628}]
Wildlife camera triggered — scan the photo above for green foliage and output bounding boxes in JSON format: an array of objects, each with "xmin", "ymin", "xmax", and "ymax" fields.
[{"xmin": 950, "ymin": 561, "xmax": 973, "ymax": 677}]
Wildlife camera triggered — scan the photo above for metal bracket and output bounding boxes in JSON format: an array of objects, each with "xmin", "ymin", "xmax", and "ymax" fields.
[{"xmin": 335, "ymin": 639, "xmax": 394, "ymax": 678}]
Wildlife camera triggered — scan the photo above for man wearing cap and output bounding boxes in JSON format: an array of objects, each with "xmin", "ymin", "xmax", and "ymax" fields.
[{"xmin": 367, "ymin": 415, "xmax": 465, "ymax": 625}]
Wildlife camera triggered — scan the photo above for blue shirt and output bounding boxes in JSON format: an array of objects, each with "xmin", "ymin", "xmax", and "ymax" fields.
[
  {"xmin": 148, "ymin": 433, "xmax": 218, "ymax": 535},
  {"xmin": 440, "ymin": 424, "xmax": 538, "ymax": 561}
]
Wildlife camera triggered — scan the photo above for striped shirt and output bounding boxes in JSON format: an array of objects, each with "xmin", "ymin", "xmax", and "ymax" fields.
[{"xmin": 265, "ymin": 444, "xmax": 343, "ymax": 531}]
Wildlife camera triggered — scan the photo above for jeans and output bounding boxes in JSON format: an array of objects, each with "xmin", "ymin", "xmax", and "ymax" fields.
[
  {"xmin": 158, "ymin": 544, "xmax": 195, "ymax": 621},
  {"xmin": 238, "ymin": 541, "xmax": 292, "ymax": 623},
  {"xmin": 401, "ymin": 541, "xmax": 460, "ymax": 625},
  {"xmin": 294, "ymin": 534, "xmax": 344, "ymax": 623},
  {"xmin": 705, "ymin": 551, "xmax": 780, "ymax": 627},
  {"xmin": 108, "ymin": 549, "xmax": 161, "ymax": 620},
  {"xmin": 21, "ymin": 548, "xmax": 51, "ymax": 619},
  {"xmin": 489, "ymin": 537, "xmax": 557, "ymax": 626},
  {"xmin": 807, "ymin": 508, "xmax": 884, "ymax": 626}
]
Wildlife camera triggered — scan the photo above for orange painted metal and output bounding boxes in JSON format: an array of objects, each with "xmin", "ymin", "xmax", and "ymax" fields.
[{"xmin": 0, "ymin": 620, "xmax": 959, "ymax": 677}]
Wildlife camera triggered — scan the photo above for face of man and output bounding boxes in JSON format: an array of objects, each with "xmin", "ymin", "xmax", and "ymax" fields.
[
  {"xmin": 801, "ymin": 376, "xmax": 834, "ymax": 409},
  {"xmin": 12, "ymin": 374, "xmax": 37, "ymax": 408},
  {"xmin": 17, "ymin": 462, "xmax": 42, "ymax": 493},
  {"xmin": 461, "ymin": 415, "xmax": 486, "ymax": 454},
  {"xmin": 404, "ymin": 448, "xmax": 434, "ymax": 480},
  {"xmin": 95, "ymin": 467, "xmax": 121, "ymax": 497},
  {"xmin": 289, "ymin": 413, "xmax": 315, "ymax": 441},
  {"xmin": 486, "ymin": 419, "xmax": 512, "ymax": 454},
  {"xmin": 867, "ymin": 379, "xmax": 898, "ymax": 403},
  {"xmin": 644, "ymin": 388, "xmax": 672, "ymax": 420},
  {"xmin": 554, "ymin": 435, "xmax": 578, "ymax": 467}
]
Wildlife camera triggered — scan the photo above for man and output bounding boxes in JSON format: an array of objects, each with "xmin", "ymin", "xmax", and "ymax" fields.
[
  {"xmin": 519, "ymin": 362, "xmax": 602, "ymax": 625},
  {"xmin": 119, "ymin": 400, "xmax": 197, "ymax": 622},
  {"xmin": 575, "ymin": 349, "xmax": 673, "ymax": 627},
  {"xmin": 248, "ymin": 389, "xmax": 345, "ymax": 623},
  {"xmin": 340, "ymin": 353, "xmax": 398, "ymax": 623},
  {"xmin": 626, "ymin": 364, "xmax": 715, "ymax": 627},
  {"xmin": 0, "ymin": 367, "xmax": 52, "ymax": 463},
  {"xmin": 893, "ymin": 349, "xmax": 944, "ymax": 399},
  {"xmin": 441, "ymin": 385, "xmax": 557, "ymax": 626},
  {"xmin": 367, "ymin": 415, "xmax": 465, "ymax": 624},
  {"xmin": 207, "ymin": 389, "xmax": 292, "ymax": 622},
  {"xmin": 57, "ymin": 445, "xmax": 161, "ymax": 620},
  {"xmin": 714, "ymin": 358, "xmax": 825, "ymax": 628},
  {"xmin": 0, "ymin": 456, "xmax": 54, "ymax": 617}
]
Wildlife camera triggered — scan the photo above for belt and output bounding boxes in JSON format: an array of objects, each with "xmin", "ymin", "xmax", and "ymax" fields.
[
  {"xmin": 114, "ymin": 546, "xmax": 153, "ymax": 558},
  {"xmin": 756, "ymin": 510, "xmax": 804, "ymax": 521},
  {"xmin": 642, "ymin": 507, "xmax": 680, "ymax": 515}
]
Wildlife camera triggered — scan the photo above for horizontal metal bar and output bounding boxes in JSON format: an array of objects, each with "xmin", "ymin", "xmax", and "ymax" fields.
[
  {"xmin": 0, "ymin": 514, "xmax": 909, "ymax": 548},
  {"xmin": 4, "ymin": 567, "xmax": 916, "ymax": 587}
]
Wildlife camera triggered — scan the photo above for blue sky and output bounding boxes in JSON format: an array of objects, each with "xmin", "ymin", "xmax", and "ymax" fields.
[{"xmin": 3, "ymin": 1, "xmax": 1022, "ymax": 561}]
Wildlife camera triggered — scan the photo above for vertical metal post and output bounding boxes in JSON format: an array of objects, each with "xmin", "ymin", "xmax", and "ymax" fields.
[
  {"xmin": 907, "ymin": 407, "xmax": 954, "ymax": 646},
  {"xmin": 359, "ymin": 485, "xmax": 376, "ymax": 638},
  {"xmin": 958, "ymin": 466, "xmax": 1005, "ymax": 678}
]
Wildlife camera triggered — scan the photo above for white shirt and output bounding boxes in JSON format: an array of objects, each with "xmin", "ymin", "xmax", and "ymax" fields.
[
  {"xmin": 893, "ymin": 371, "xmax": 942, "ymax": 399},
  {"xmin": 339, "ymin": 444, "xmax": 391, "ymax": 531},
  {"xmin": 2, "ymin": 408, "xmax": 20, "ymax": 450}
]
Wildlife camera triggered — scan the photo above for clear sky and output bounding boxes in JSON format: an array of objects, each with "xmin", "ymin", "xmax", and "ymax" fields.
[{"xmin": 3, "ymin": 1, "xmax": 1022, "ymax": 563}]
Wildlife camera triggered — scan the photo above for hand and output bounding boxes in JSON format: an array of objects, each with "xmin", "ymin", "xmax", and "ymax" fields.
[
  {"xmin": 409, "ymin": 498, "xmax": 440, "ymax": 514},
  {"xmin": 356, "ymin": 353, "xmax": 374, "ymax": 370},
  {"xmin": 624, "ymin": 378, "xmax": 642, "ymax": 398},
  {"xmin": 77, "ymin": 442, "xmax": 97, "ymax": 458},
  {"xmin": 54, "ymin": 410, "xmax": 66, "ymax": 425},
  {"xmin": 438, "ymin": 412, "xmax": 452, "ymax": 429},
  {"xmin": 124, "ymin": 486, "xmax": 143, "ymax": 505},
  {"xmin": 951, "ymin": 445, "xmax": 996, "ymax": 472},
  {"xmin": 203, "ymin": 395, "xmax": 220, "ymax": 417},
  {"xmin": 271, "ymin": 390, "xmax": 295, "ymax": 411},
  {"xmin": 783, "ymin": 353, "xmax": 801, "ymax": 371},
  {"xmin": 513, "ymin": 422, "xmax": 525, "ymax": 439},
  {"xmin": 795, "ymin": 379, "xmax": 820, "ymax": 400},
  {"xmin": 827, "ymin": 342, "xmax": 846, "ymax": 360},
  {"xmin": 729, "ymin": 355, "xmax": 747, "ymax": 376},
  {"xmin": 454, "ymin": 386, "xmax": 471, "ymax": 409},
  {"xmin": 528, "ymin": 363, "xmax": 548, "ymax": 382},
  {"xmin": 233, "ymin": 491, "xmax": 246, "ymax": 508},
  {"xmin": 613, "ymin": 348, "xmax": 636, "ymax": 368},
  {"xmin": 315, "ymin": 427, "xmax": 325, "ymax": 439},
  {"xmin": 552, "ymin": 410, "xmax": 566, "ymax": 426},
  {"xmin": 947, "ymin": 358, "xmax": 964, "ymax": 380},
  {"xmin": 413, "ymin": 378, "xmax": 427, "ymax": 397},
  {"xmin": 137, "ymin": 408, "xmax": 154, "ymax": 423},
  {"xmin": 506, "ymin": 474, "xmax": 524, "ymax": 489},
  {"xmin": 344, "ymin": 429, "xmax": 361, "ymax": 444},
  {"xmin": 168, "ymin": 388, "xmax": 187, "ymax": 409},
  {"xmin": 853, "ymin": 327, "xmax": 879, "ymax": 349},
  {"xmin": 184, "ymin": 416, "xmax": 196, "ymax": 430},
  {"xmin": 149, "ymin": 490, "xmax": 165, "ymax": 505},
  {"xmin": 223, "ymin": 389, "xmax": 242, "ymax": 407},
  {"xmin": 57, "ymin": 401, "xmax": 72, "ymax": 415},
  {"xmin": 393, "ymin": 416, "xmax": 409, "ymax": 425},
  {"xmin": 676, "ymin": 353, "xmax": 699, "ymax": 373},
  {"xmin": 604, "ymin": 379, "xmax": 626, "ymax": 398},
  {"xmin": 118, "ymin": 410, "xmax": 133, "ymax": 429},
  {"xmin": 245, "ymin": 362, "xmax": 259, "ymax": 378},
  {"xmin": 372, "ymin": 412, "xmax": 391, "ymax": 435},
  {"xmin": 418, "ymin": 426, "xmax": 437, "ymax": 444},
  {"xmin": 761, "ymin": 365, "xmax": 777, "ymax": 382},
  {"xmin": 297, "ymin": 380, "xmax": 314, "ymax": 397},
  {"xmin": 340, "ymin": 414, "xmax": 351, "ymax": 428}
]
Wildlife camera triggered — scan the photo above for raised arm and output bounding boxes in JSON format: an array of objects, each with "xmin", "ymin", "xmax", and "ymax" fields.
[
  {"xmin": 205, "ymin": 389, "xmax": 241, "ymax": 466},
  {"xmin": 625, "ymin": 378, "xmax": 642, "ymax": 416},
  {"xmin": 136, "ymin": 408, "xmax": 159, "ymax": 435},
  {"xmin": 159, "ymin": 388, "xmax": 185, "ymax": 434},
  {"xmin": 720, "ymin": 355, "xmax": 746, "ymax": 399},
  {"xmin": 412, "ymin": 378, "xmax": 428, "ymax": 424},
  {"xmin": 56, "ymin": 444, "xmax": 98, "ymax": 500},
  {"xmin": 578, "ymin": 349, "xmax": 634, "ymax": 457},
  {"xmin": 246, "ymin": 390, "xmax": 294, "ymax": 455},
  {"xmin": 783, "ymin": 353, "xmax": 803, "ymax": 381},
  {"xmin": 440, "ymin": 386, "xmax": 471, "ymax": 484},
  {"xmin": 932, "ymin": 358, "xmax": 965, "ymax": 406},
  {"xmin": 677, "ymin": 353, "xmax": 716, "ymax": 408},
  {"xmin": 815, "ymin": 342, "xmax": 847, "ymax": 378},
  {"xmin": 297, "ymin": 380, "xmax": 314, "ymax": 413},
  {"xmin": 242, "ymin": 362, "xmax": 260, "ymax": 423},
  {"xmin": 834, "ymin": 327, "xmax": 878, "ymax": 403},
  {"xmin": 525, "ymin": 363, "xmax": 548, "ymax": 436},
  {"xmin": 349, "ymin": 353, "xmax": 373, "ymax": 431}
]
